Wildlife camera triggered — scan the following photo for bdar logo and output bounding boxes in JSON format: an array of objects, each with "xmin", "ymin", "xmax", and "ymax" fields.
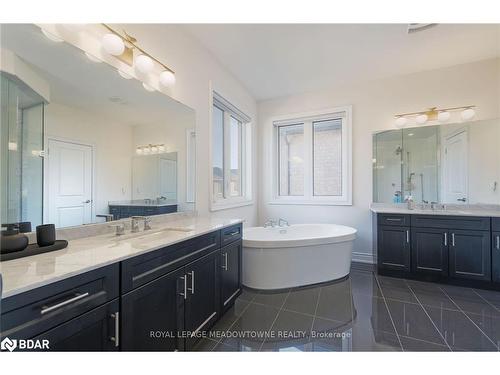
[{"xmin": 1, "ymin": 337, "xmax": 17, "ymax": 352}]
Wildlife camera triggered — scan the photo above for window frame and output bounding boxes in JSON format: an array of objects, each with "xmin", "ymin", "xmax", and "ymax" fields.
[
  {"xmin": 270, "ymin": 106, "xmax": 352, "ymax": 206},
  {"xmin": 210, "ymin": 91, "xmax": 253, "ymax": 211}
]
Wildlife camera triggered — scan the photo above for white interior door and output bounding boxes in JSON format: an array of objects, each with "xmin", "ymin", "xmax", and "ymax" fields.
[
  {"xmin": 47, "ymin": 139, "xmax": 93, "ymax": 228},
  {"xmin": 443, "ymin": 131, "xmax": 468, "ymax": 204},
  {"xmin": 159, "ymin": 158, "xmax": 177, "ymax": 200}
]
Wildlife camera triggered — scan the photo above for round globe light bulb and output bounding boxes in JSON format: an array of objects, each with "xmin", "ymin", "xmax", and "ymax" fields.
[
  {"xmin": 136, "ymin": 148, "xmax": 143, "ymax": 155},
  {"xmin": 41, "ymin": 28, "xmax": 63, "ymax": 42},
  {"xmin": 158, "ymin": 145, "xmax": 165, "ymax": 153},
  {"xmin": 118, "ymin": 70, "xmax": 133, "ymax": 79},
  {"xmin": 461, "ymin": 108, "xmax": 475, "ymax": 121},
  {"xmin": 159, "ymin": 70, "xmax": 176, "ymax": 87},
  {"xmin": 135, "ymin": 54, "xmax": 154, "ymax": 74},
  {"xmin": 102, "ymin": 33, "xmax": 125, "ymax": 56},
  {"xmin": 437, "ymin": 111, "xmax": 451, "ymax": 122},
  {"xmin": 142, "ymin": 82, "xmax": 155, "ymax": 92},
  {"xmin": 416, "ymin": 114, "xmax": 428, "ymax": 125},
  {"xmin": 394, "ymin": 117, "xmax": 407, "ymax": 129}
]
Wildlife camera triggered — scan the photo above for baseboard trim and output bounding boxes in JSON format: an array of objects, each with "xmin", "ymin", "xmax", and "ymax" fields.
[
  {"xmin": 351, "ymin": 261, "xmax": 375, "ymax": 272},
  {"xmin": 352, "ymin": 251, "xmax": 375, "ymax": 265}
]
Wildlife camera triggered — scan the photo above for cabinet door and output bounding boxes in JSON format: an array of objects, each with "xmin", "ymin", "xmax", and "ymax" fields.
[
  {"xmin": 184, "ymin": 250, "xmax": 220, "ymax": 350},
  {"xmin": 411, "ymin": 228, "xmax": 448, "ymax": 277},
  {"xmin": 121, "ymin": 268, "xmax": 185, "ymax": 351},
  {"xmin": 377, "ymin": 226, "xmax": 411, "ymax": 272},
  {"xmin": 221, "ymin": 240, "xmax": 242, "ymax": 312},
  {"xmin": 492, "ymin": 232, "xmax": 500, "ymax": 283},
  {"xmin": 33, "ymin": 300, "xmax": 119, "ymax": 351},
  {"xmin": 449, "ymin": 230, "xmax": 491, "ymax": 281}
]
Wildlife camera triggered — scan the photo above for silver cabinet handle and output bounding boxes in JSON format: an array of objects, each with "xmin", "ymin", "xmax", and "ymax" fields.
[
  {"xmin": 40, "ymin": 292, "xmax": 89, "ymax": 315},
  {"xmin": 406, "ymin": 230, "xmax": 410, "ymax": 244},
  {"xmin": 451, "ymin": 233, "xmax": 455, "ymax": 247},
  {"xmin": 444, "ymin": 232, "xmax": 447, "ymax": 246},
  {"xmin": 187, "ymin": 271, "xmax": 195, "ymax": 295},
  {"xmin": 179, "ymin": 275, "xmax": 187, "ymax": 299},
  {"xmin": 226, "ymin": 231, "xmax": 240, "ymax": 237},
  {"xmin": 386, "ymin": 218, "xmax": 402, "ymax": 222},
  {"xmin": 222, "ymin": 252, "xmax": 228, "ymax": 271},
  {"xmin": 496, "ymin": 235, "xmax": 499, "ymax": 250},
  {"xmin": 110, "ymin": 312, "xmax": 119, "ymax": 347}
]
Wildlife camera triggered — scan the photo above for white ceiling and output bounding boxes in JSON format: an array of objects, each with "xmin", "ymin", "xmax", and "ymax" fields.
[{"xmin": 183, "ymin": 24, "xmax": 500, "ymax": 101}]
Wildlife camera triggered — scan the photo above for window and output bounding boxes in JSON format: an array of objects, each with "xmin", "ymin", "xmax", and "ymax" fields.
[
  {"xmin": 211, "ymin": 92, "xmax": 252, "ymax": 210},
  {"xmin": 272, "ymin": 107, "xmax": 352, "ymax": 205}
]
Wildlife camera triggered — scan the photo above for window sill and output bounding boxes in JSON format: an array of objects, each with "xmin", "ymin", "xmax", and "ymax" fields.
[
  {"xmin": 210, "ymin": 199, "xmax": 254, "ymax": 212},
  {"xmin": 268, "ymin": 199, "xmax": 352, "ymax": 206}
]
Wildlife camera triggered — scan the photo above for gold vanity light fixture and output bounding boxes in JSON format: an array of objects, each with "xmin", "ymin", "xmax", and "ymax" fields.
[
  {"xmin": 394, "ymin": 105, "xmax": 476, "ymax": 128},
  {"xmin": 100, "ymin": 24, "xmax": 176, "ymax": 89},
  {"xmin": 136, "ymin": 144, "xmax": 166, "ymax": 155}
]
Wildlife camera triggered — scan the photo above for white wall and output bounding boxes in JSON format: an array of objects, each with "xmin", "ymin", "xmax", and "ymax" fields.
[
  {"xmin": 258, "ymin": 58, "xmax": 500, "ymax": 263},
  {"xmin": 44, "ymin": 102, "xmax": 133, "ymax": 220}
]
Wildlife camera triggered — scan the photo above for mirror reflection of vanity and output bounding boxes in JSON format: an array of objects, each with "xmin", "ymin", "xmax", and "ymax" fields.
[
  {"xmin": 373, "ymin": 118, "xmax": 500, "ymax": 205},
  {"xmin": 1, "ymin": 24, "xmax": 196, "ymax": 229}
]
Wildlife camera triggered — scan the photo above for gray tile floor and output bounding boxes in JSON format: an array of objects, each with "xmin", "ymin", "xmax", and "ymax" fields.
[{"xmin": 193, "ymin": 268, "xmax": 500, "ymax": 351}]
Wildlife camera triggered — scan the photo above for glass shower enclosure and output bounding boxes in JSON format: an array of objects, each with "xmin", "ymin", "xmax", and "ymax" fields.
[
  {"xmin": 373, "ymin": 126, "xmax": 440, "ymax": 204},
  {"xmin": 1, "ymin": 72, "xmax": 45, "ymax": 228}
]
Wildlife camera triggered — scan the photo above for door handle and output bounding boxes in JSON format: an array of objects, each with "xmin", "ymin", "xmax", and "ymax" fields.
[
  {"xmin": 179, "ymin": 275, "xmax": 187, "ymax": 299},
  {"xmin": 110, "ymin": 312, "xmax": 119, "ymax": 347},
  {"xmin": 222, "ymin": 252, "xmax": 228, "ymax": 270},
  {"xmin": 40, "ymin": 292, "xmax": 89, "ymax": 315},
  {"xmin": 82, "ymin": 199, "xmax": 91, "ymax": 204},
  {"xmin": 187, "ymin": 271, "xmax": 195, "ymax": 295},
  {"xmin": 456, "ymin": 198, "xmax": 466, "ymax": 202}
]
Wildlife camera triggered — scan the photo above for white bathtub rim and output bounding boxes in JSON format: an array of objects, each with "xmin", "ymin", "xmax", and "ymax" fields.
[{"xmin": 243, "ymin": 224, "xmax": 357, "ymax": 249}]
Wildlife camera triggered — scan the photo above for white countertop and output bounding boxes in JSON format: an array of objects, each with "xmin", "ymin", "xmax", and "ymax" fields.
[
  {"xmin": 370, "ymin": 203, "xmax": 500, "ymax": 218},
  {"xmin": 0, "ymin": 216, "xmax": 243, "ymax": 299}
]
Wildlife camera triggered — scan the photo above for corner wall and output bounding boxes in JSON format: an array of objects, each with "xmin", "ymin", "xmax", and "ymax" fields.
[{"xmin": 258, "ymin": 58, "xmax": 500, "ymax": 263}]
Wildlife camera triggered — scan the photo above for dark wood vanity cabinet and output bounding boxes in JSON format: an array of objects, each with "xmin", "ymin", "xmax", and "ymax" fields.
[
  {"xmin": 121, "ymin": 268, "xmax": 185, "ymax": 351},
  {"xmin": 377, "ymin": 220, "xmax": 410, "ymax": 273},
  {"xmin": 377, "ymin": 213, "xmax": 497, "ymax": 287},
  {"xmin": 0, "ymin": 223, "xmax": 243, "ymax": 352},
  {"xmin": 411, "ymin": 227, "xmax": 448, "ymax": 277},
  {"xmin": 220, "ymin": 240, "xmax": 242, "ymax": 312}
]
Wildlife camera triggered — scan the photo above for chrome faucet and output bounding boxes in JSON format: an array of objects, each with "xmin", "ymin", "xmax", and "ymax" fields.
[
  {"xmin": 131, "ymin": 216, "xmax": 151, "ymax": 232},
  {"xmin": 264, "ymin": 219, "xmax": 277, "ymax": 228},
  {"xmin": 278, "ymin": 218, "xmax": 290, "ymax": 227}
]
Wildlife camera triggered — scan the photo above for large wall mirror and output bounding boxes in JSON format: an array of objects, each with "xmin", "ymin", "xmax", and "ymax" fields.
[
  {"xmin": 373, "ymin": 118, "xmax": 500, "ymax": 205},
  {"xmin": 1, "ymin": 24, "xmax": 196, "ymax": 229}
]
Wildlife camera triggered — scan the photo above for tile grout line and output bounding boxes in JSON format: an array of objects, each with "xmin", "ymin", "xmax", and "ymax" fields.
[
  {"xmin": 258, "ymin": 290, "xmax": 291, "ymax": 351},
  {"xmin": 404, "ymin": 280, "xmax": 452, "ymax": 351},
  {"xmin": 373, "ymin": 273, "xmax": 405, "ymax": 352},
  {"xmin": 471, "ymin": 289, "xmax": 500, "ymax": 313},
  {"xmin": 439, "ymin": 286, "xmax": 499, "ymax": 350},
  {"xmin": 309, "ymin": 286, "xmax": 322, "ymax": 338},
  {"xmin": 212, "ymin": 292, "xmax": 257, "ymax": 350}
]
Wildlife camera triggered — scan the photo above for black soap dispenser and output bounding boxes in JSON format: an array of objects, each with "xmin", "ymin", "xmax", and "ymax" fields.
[{"xmin": 1, "ymin": 224, "xmax": 29, "ymax": 254}]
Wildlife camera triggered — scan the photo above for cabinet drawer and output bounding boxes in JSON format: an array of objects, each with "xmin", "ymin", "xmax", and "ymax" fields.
[
  {"xmin": 492, "ymin": 218, "xmax": 500, "ymax": 231},
  {"xmin": 121, "ymin": 230, "xmax": 221, "ymax": 293},
  {"xmin": 411, "ymin": 215, "xmax": 490, "ymax": 231},
  {"xmin": 1, "ymin": 264, "xmax": 119, "ymax": 340},
  {"xmin": 221, "ymin": 223, "xmax": 243, "ymax": 247},
  {"xmin": 377, "ymin": 214, "xmax": 410, "ymax": 227}
]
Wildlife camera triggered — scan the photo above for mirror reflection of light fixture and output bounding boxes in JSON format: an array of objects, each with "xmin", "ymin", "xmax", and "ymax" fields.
[
  {"xmin": 41, "ymin": 28, "xmax": 64, "ymax": 42},
  {"xmin": 394, "ymin": 105, "xmax": 476, "ymax": 128},
  {"xmin": 159, "ymin": 70, "xmax": 176, "ymax": 87},
  {"xmin": 135, "ymin": 143, "xmax": 166, "ymax": 155},
  {"xmin": 135, "ymin": 54, "xmax": 154, "ymax": 74},
  {"xmin": 8, "ymin": 142, "xmax": 18, "ymax": 151}
]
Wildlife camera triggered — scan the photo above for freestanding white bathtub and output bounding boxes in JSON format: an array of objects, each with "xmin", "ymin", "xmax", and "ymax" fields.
[{"xmin": 242, "ymin": 224, "xmax": 357, "ymax": 290}]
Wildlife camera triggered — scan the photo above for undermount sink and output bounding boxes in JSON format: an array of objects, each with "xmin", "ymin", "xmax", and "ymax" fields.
[{"xmin": 112, "ymin": 226, "xmax": 194, "ymax": 242}]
